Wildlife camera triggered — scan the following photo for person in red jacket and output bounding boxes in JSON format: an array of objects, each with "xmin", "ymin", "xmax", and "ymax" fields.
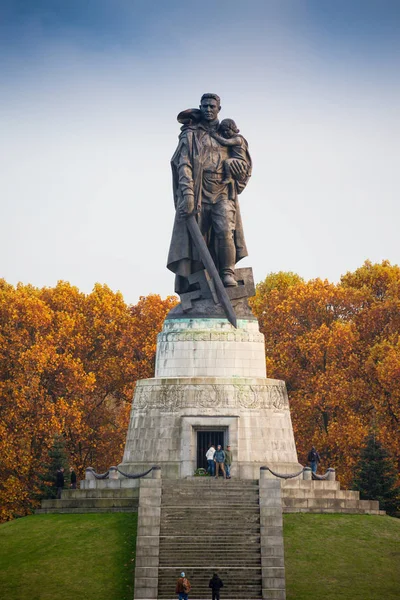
[{"xmin": 176, "ymin": 571, "xmax": 191, "ymax": 600}]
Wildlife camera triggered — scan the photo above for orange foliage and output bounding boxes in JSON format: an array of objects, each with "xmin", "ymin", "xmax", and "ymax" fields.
[
  {"xmin": 1, "ymin": 260, "xmax": 399, "ymax": 519},
  {"xmin": 0, "ymin": 280, "xmax": 177, "ymax": 521},
  {"xmin": 251, "ymin": 261, "xmax": 400, "ymax": 487}
]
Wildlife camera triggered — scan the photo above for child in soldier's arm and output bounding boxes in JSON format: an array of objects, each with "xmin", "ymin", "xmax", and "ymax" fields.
[{"xmin": 211, "ymin": 118, "xmax": 247, "ymax": 185}]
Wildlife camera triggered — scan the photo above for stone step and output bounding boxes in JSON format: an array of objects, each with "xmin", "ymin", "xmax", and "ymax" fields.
[
  {"xmin": 282, "ymin": 488, "xmax": 360, "ymax": 500},
  {"xmin": 159, "ymin": 546, "xmax": 261, "ymax": 553},
  {"xmin": 158, "ymin": 580, "xmax": 262, "ymax": 590},
  {"xmin": 160, "ymin": 523, "xmax": 260, "ymax": 532},
  {"xmin": 162, "ymin": 479, "xmax": 259, "ymax": 487},
  {"xmin": 162, "ymin": 490, "xmax": 260, "ymax": 497},
  {"xmin": 35, "ymin": 507, "xmax": 137, "ymax": 514},
  {"xmin": 159, "ymin": 551, "xmax": 261, "ymax": 557},
  {"xmin": 159, "ymin": 539, "xmax": 261, "ymax": 548},
  {"xmin": 160, "ymin": 552, "xmax": 261, "ymax": 557},
  {"xmin": 159, "ymin": 547, "xmax": 261, "ymax": 554},
  {"xmin": 281, "ymin": 480, "xmax": 340, "ymax": 490},
  {"xmin": 61, "ymin": 488, "xmax": 139, "ymax": 499},
  {"xmin": 162, "ymin": 495, "xmax": 259, "ymax": 500},
  {"xmin": 160, "ymin": 535, "xmax": 261, "ymax": 542},
  {"xmin": 282, "ymin": 497, "xmax": 379, "ymax": 510},
  {"xmin": 161, "ymin": 509, "xmax": 260, "ymax": 519},
  {"xmin": 284, "ymin": 507, "xmax": 382, "ymax": 515},
  {"xmin": 162, "ymin": 500, "xmax": 260, "ymax": 507},
  {"xmin": 162, "ymin": 495, "xmax": 259, "ymax": 502},
  {"xmin": 158, "ymin": 547, "xmax": 262, "ymax": 555},
  {"xmin": 41, "ymin": 498, "xmax": 138, "ymax": 509},
  {"xmin": 161, "ymin": 506, "xmax": 260, "ymax": 534},
  {"xmin": 161, "ymin": 490, "xmax": 258, "ymax": 494},
  {"xmin": 160, "ymin": 559, "xmax": 261, "ymax": 567}
]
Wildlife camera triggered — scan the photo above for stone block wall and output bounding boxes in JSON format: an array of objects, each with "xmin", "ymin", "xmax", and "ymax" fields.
[
  {"xmin": 259, "ymin": 471, "xmax": 286, "ymax": 600},
  {"xmin": 134, "ymin": 470, "xmax": 162, "ymax": 600}
]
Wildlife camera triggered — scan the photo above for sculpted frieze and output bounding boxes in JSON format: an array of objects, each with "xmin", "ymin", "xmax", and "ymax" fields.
[{"xmin": 133, "ymin": 382, "xmax": 288, "ymax": 412}]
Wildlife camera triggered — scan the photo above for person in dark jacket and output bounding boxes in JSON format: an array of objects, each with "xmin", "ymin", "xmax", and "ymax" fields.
[
  {"xmin": 70, "ymin": 466, "xmax": 77, "ymax": 489},
  {"xmin": 307, "ymin": 446, "xmax": 321, "ymax": 474},
  {"xmin": 224, "ymin": 445, "xmax": 233, "ymax": 479},
  {"xmin": 56, "ymin": 467, "xmax": 64, "ymax": 499},
  {"xmin": 209, "ymin": 573, "xmax": 224, "ymax": 600},
  {"xmin": 214, "ymin": 445, "xmax": 226, "ymax": 479}
]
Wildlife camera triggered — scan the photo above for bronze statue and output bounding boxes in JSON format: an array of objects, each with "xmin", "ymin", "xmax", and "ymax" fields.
[{"xmin": 167, "ymin": 93, "xmax": 252, "ymax": 296}]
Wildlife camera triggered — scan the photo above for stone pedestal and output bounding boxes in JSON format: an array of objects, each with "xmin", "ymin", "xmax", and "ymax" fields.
[
  {"xmin": 120, "ymin": 317, "xmax": 300, "ymax": 479},
  {"xmin": 155, "ymin": 317, "xmax": 266, "ymax": 378}
]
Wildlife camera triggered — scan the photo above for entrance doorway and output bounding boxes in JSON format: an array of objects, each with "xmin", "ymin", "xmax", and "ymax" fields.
[{"xmin": 197, "ymin": 431, "xmax": 225, "ymax": 469}]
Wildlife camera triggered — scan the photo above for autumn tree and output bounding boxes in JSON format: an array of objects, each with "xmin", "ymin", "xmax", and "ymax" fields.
[
  {"xmin": 0, "ymin": 280, "xmax": 177, "ymax": 522},
  {"xmin": 341, "ymin": 260, "xmax": 400, "ymax": 467},
  {"xmin": 250, "ymin": 262, "xmax": 400, "ymax": 487}
]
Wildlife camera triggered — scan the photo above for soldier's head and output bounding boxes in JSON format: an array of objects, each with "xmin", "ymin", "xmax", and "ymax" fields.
[{"xmin": 199, "ymin": 93, "xmax": 221, "ymax": 122}]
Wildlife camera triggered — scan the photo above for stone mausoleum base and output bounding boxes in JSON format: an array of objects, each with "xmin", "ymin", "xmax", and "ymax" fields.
[{"xmin": 120, "ymin": 316, "xmax": 300, "ymax": 479}]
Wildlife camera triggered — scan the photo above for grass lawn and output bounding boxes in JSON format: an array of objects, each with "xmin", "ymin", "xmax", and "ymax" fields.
[
  {"xmin": 1, "ymin": 512, "xmax": 399, "ymax": 600},
  {"xmin": 0, "ymin": 513, "xmax": 137, "ymax": 600},
  {"xmin": 284, "ymin": 513, "xmax": 400, "ymax": 600}
]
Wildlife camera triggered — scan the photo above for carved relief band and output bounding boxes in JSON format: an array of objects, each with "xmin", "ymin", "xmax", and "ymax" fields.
[{"xmin": 133, "ymin": 379, "xmax": 289, "ymax": 412}]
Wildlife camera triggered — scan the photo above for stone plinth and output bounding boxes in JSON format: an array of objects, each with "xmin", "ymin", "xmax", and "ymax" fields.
[
  {"xmin": 121, "ymin": 316, "xmax": 300, "ymax": 479},
  {"xmin": 155, "ymin": 318, "xmax": 267, "ymax": 378},
  {"xmin": 121, "ymin": 379, "xmax": 299, "ymax": 479}
]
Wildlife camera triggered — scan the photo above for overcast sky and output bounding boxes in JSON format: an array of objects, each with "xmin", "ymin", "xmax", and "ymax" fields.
[{"xmin": 1, "ymin": 0, "xmax": 399, "ymax": 304}]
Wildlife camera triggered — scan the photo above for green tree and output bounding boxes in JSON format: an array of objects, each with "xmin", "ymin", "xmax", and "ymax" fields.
[
  {"xmin": 353, "ymin": 434, "xmax": 400, "ymax": 515},
  {"xmin": 37, "ymin": 435, "xmax": 70, "ymax": 499}
]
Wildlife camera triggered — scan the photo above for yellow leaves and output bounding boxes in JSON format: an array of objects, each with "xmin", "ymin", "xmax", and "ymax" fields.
[
  {"xmin": 0, "ymin": 281, "xmax": 177, "ymax": 522},
  {"xmin": 254, "ymin": 265, "xmax": 400, "ymax": 487}
]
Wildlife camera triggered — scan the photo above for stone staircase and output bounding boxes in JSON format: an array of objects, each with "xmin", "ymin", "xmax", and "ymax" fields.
[
  {"xmin": 157, "ymin": 479, "xmax": 263, "ymax": 600},
  {"xmin": 36, "ymin": 487, "xmax": 139, "ymax": 514},
  {"xmin": 281, "ymin": 479, "xmax": 383, "ymax": 514}
]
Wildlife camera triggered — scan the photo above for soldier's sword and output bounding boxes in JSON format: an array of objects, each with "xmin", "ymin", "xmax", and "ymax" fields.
[{"xmin": 186, "ymin": 214, "xmax": 237, "ymax": 328}]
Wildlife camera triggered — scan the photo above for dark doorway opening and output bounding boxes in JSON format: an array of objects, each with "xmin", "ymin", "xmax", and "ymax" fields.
[{"xmin": 197, "ymin": 431, "xmax": 225, "ymax": 469}]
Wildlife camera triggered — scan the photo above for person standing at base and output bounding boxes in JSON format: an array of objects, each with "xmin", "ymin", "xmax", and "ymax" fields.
[
  {"xmin": 56, "ymin": 467, "xmax": 64, "ymax": 499},
  {"xmin": 308, "ymin": 446, "xmax": 321, "ymax": 474},
  {"xmin": 214, "ymin": 445, "xmax": 226, "ymax": 479},
  {"xmin": 209, "ymin": 573, "xmax": 224, "ymax": 600},
  {"xmin": 224, "ymin": 445, "xmax": 233, "ymax": 479},
  {"xmin": 206, "ymin": 444, "xmax": 216, "ymax": 476},
  {"xmin": 176, "ymin": 571, "xmax": 191, "ymax": 600}
]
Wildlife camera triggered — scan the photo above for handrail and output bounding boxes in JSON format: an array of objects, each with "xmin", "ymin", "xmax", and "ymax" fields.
[
  {"xmin": 85, "ymin": 467, "xmax": 109, "ymax": 480},
  {"xmin": 116, "ymin": 466, "xmax": 156, "ymax": 479},
  {"xmin": 261, "ymin": 466, "xmax": 335, "ymax": 480},
  {"xmin": 86, "ymin": 465, "xmax": 160, "ymax": 480},
  {"xmin": 261, "ymin": 465, "xmax": 305, "ymax": 479}
]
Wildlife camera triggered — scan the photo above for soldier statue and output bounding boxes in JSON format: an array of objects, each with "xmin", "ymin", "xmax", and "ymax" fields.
[{"xmin": 167, "ymin": 93, "xmax": 252, "ymax": 295}]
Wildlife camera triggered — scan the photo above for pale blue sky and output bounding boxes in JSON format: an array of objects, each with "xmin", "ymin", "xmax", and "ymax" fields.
[{"xmin": 1, "ymin": 1, "xmax": 399, "ymax": 302}]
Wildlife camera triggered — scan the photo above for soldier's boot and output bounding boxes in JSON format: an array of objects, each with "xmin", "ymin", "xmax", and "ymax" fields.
[{"xmin": 218, "ymin": 238, "xmax": 237, "ymax": 287}]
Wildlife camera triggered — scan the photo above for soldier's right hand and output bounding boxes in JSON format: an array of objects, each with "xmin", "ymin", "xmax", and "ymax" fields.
[{"xmin": 178, "ymin": 194, "xmax": 195, "ymax": 218}]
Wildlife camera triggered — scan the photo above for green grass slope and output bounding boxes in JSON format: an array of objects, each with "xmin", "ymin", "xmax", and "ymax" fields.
[
  {"xmin": 0, "ymin": 513, "xmax": 137, "ymax": 600},
  {"xmin": 0, "ymin": 513, "xmax": 398, "ymax": 600},
  {"xmin": 284, "ymin": 514, "xmax": 400, "ymax": 600}
]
